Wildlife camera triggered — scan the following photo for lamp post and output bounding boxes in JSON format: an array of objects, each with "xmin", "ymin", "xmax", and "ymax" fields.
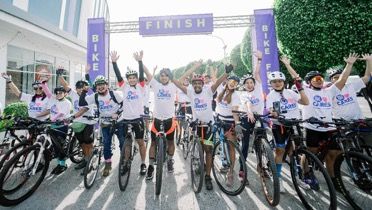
[{"xmin": 207, "ymin": 34, "xmax": 227, "ymax": 63}]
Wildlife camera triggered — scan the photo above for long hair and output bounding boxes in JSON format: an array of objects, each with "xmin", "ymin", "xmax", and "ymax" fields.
[
  {"xmin": 217, "ymin": 83, "xmax": 235, "ymax": 104},
  {"xmin": 31, "ymin": 93, "xmax": 46, "ymax": 102}
]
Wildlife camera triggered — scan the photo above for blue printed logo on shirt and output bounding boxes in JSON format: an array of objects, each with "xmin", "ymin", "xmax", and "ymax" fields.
[
  {"xmin": 335, "ymin": 93, "xmax": 354, "ymax": 106},
  {"xmin": 157, "ymin": 89, "xmax": 171, "ymax": 99},
  {"xmin": 98, "ymin": 100, "xmax": 113, "ymax": 111},
  {"xmin": 127, "ymin": 90, "xmax": 139, "ymax": 100},
  {"xmin": 29, "ymin": 102, "xmax": 43, "ymax": 112},
  {"xmin": 194, "ymin": 98, "xmax": 208, "ymax": 110},
  {"xmin": 313, "ymin": 95, "xmax": 331, "ymax": 108}
]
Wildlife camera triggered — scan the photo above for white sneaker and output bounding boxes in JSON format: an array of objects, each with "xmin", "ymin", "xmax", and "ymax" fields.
[{"xmin": 280, "ymin": 179, "xmax": 286, "ymax": 193}]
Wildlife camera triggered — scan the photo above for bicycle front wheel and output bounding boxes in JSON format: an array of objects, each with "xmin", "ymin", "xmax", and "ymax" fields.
[
  {"xmin": 290, "ymin": 148, "xmax": 337, "ymax": 210},
  {"xmin": 84, "ymin": 148, "xmax": 101, "ymax": 189},
  {"xmin": 190, "ymin": 138, "xmax": 204, "ymax": 193},
  {"xmin": 334, "ymin": 151, "xmax": 372, "ymax": 210},
  {"xmin": 212, "ymin": 140, "xmax": 247, "ymax": 196},
  {"xmin": 0, "ymin": 141, "xmax": 29, "ymax": 170},
  {"xmin": 68, "ymin": 136, "xmax": 83, "ymax": 164},
  {"xmin": 118, "ymin": 139, "xmax": 132, "ymax": 191},
  {"xmin": 155, "ymin": 137, "xmax": 165, "ymax": 195}
]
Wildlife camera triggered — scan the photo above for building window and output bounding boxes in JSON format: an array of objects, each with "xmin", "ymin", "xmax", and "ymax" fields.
[{"xmin": 28, "ymin": 0, "xmax": 63, "ymax": 27}]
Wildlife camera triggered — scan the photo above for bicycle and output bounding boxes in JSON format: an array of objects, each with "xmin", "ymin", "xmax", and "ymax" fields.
[
  {"xmin": 275, "ymin": 117, "xmax": 337, "ymax": 210},
  {"xmin": 210, "ymin": 115, "xmax": 247, "ymax": 196},
  {"xmin": 233, "ymin": 110, "xmax": 280, "ymax": 206},
  {"xmin": 143, "ymin": 107, "xmax": 153, "ymax": 148},
  {"xmin": 174, "ymin": 102, "xmax": 191, "ymax": 147},
  {"xmin": 176, "ymin": 113, "xmax": 193, "ymax": 160}
]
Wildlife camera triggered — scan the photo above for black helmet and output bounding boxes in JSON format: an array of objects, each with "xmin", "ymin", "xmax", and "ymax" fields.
[
  {"xmin": 304, "ymin": 71, "xmax": 323, "ymax": 83},
  {"xmin": 326, "ymin": 66, "xmax": 343, "ymax": 80},
  {"xmin": 54, "ymin": 86, "xmax": 66, "ymax": 94},
  {"xmin": 228, "ymin": 75, "xmax": 240, "ymax": 84},
  {"xmin": 75, "ymin": 80, "xmax": 89, "ymax": 89}
]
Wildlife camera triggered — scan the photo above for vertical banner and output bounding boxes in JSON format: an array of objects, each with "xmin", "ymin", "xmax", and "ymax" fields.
[
  {"xmin": 87, "ymin": 18, "xmax": 107, "ymax": 82},
  {"xmin": 253, "ymin": 9, "xmax": 280, "ymax": 94}
]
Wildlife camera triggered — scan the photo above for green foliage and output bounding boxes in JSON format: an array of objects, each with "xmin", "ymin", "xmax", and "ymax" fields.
[
  {"xmin": 230, "ymin": 44, "xmax": 247, "ymax": 77},
  {"xmin": 274, "ymin": 0, "xmax": 372, "ymax": 77},
  {"xmin": 240, "ymin": 28, "xmax": 253, "ymax": 72},
  {"xmin": 0, "ymin": 102, "xmax": 28, "ymax": 132}
]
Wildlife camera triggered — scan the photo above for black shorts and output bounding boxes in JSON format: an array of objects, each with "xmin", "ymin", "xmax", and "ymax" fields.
[
  {"xmin": 272, "ymin": 124, "xmax": 293, "ymax": 148},
  {"xmin": 305, "ymin": 129, "xmax": 339, "ymax": 150},
  {"xmin": 194, "ymin": 126, "xmax": 212, "ymax": 140},
  {"xmin": 121, "ymin": 119, "xmax": 144, "ymax": 139},
  {"xmin": 151, "ymin": 118, "xmax": 175, "ymax": 141},
  {"xmin": 177, "ymin": 106, "xmax": 192, "ymax": 116},
  {"xmin": 75, "ymin": 124, "xmax": 94, "ymax": 144}
]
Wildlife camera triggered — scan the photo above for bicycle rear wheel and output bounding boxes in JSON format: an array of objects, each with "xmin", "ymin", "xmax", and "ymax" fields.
[
  {"xmin": 155, "ymin": 137, "xmax": 165, "ymax": 195},
  {"xmin": 84, "ymin": 148, "xmax": 101, "ymax": 189},
  {"xmin": 212, "ymin": 140, "xmax": 247, "ymax": 196},
  {"xmin": 183, "ymin": 134, "xmax": 192, "ymax": 160},
  {"xmin": 0, "ymin": 145, "xmax": 49, "ymax": 206},
  {"xmin": 255, "ymin": 137, "xmax": 280, "ymax": 206},
  {"xmin": 118, "ymin": 139, "xmax": 132, "ymax": 191},
  {"xmin": 334, "ymin": 151, "xmax": 372, "ymax": 210},
  {"xmin": 0, "ymin": 141, "xmax": 29, "ymax": 170},
  {"xmin": 68, "ymin": 136, "xmax": 83, "ymax": 164},
  {"xmin": 190, "ymin": 138, "xmax": 204, "ymax": 193},
  {"xmin": 290, "ymin": 148, "xmax": 337, "ymax": 210}
]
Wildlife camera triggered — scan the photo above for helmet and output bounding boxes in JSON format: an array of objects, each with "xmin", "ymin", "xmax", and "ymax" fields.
[
  {"xmin": 267, "ymin": 71, "xmax": 286, "ymax": 82},
  {"xmin": 32, "ymin": 80, "xmax": 42, "ymax": 87},
  {"xmin": 228, "ymin": 75, "xmax": 240, "ymax": 84},
  {"xmin": 75, "ymin": 80, "xmax": 89, "ymax": 89},
  {"xmin": 126, "ymin": 67, "xmax": 138, "ymax": 78},
  {"xmin": 326, "ymin": 66, "xmax": 343, "ymax": 80},
  {"xmin": 241, "ymin": 73, "xmax": 255, "ymax": 85},
  {"xmin": 94, "ymin": 75, "xmax": 108, "ymax": 86},
  {"xmin": 304, "ymin": 71, "xmax": 323, "ymax": 83},
  {"xmin": 54, "ymin": 86, "xmax": 66, "ymax": 94},
  {"xmin": 191, "ymin": 74, "xmax": 205, "ymax": 83}
]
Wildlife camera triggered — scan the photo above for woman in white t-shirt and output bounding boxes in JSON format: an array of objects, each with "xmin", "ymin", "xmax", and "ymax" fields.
[
  {"xmin": 281, "ymin": 53, "xmax": 359, "ymax": 188},
  {"xmin": 266, "ymin": 66, "xmax": 309, "ymax": 192}
]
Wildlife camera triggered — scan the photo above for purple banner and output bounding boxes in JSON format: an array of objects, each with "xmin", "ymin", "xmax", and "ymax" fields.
[
  {"xmin": 139, "ymin": 13, "xmax": 213, "ymax": 36},
  {"xmin": 253, "ymin": 9, "xmax": 280, "ymax": 95},
  {"xmin": 87, "ymin": 18, "xmax": 107, "ymax": 82}
]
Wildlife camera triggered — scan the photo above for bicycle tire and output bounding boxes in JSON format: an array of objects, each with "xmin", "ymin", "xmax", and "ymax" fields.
[
  {"xmin": 155, "ymin": 137, "xmax": 165, "ymax": 195},
  {"xmin": 0, "ymin": 145, "xmax": 49, "ymax": 206},
  {"xmin": 212, "ymin": 140, "xmax": 247, "ymax": 196},
  {"xmin": 183, "ymin": 134, "xmax": 192, "ymax": 160},
  {"xmin": 334, "ymin": 151, "xmax": 372, "ymax": 210},
  {"xmin": 290, "ymin": 148, "xmax": 337, "ymax": 210},
  {"xmin": 83, "ymin": 149, "xmax": 100, "ymax": 189},
  {"xmin": 118, "ymin": 139, "xmax": 132, "ymax": 191},
  {"xmin": 175, "ymin": 124, "xmax": 181, "ymax": 146},
  {"xmin": 68, "ymin": 137, "xmax": 83, "ymax": 164},
  {"xmin": 190, "ymin": 138, "xmax": 204, "ymax": 193},
  {"xmin": 256, "ymin": 137, "xmax": 280, "ymax": 206},
  {"xmin": 0, "ymin": 141, "xmax": 29, "ymax": 170}
]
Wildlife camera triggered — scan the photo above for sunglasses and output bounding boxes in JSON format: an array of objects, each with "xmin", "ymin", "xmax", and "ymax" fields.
[
  {"xmin": 311, "ymin": 76, "xmax": 324, "ymax": 82},
  {"xmin": 33, "ymin": 87, "xmax": 42, "ymax": 90}
]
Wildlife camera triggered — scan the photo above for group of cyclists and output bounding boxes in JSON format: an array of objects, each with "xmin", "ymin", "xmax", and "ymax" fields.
[{"xmin": 1, "ymin": 49, "xmax": 371, "ymax": 208}]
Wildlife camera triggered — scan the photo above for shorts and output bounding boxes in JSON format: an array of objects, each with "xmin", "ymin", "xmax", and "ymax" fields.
[
  {"xmin": 151, "ymin": 118, "xmax": 176, "ymax": 141},
  {"xmin": 121, "ymin": 118, "xmax": 144, "ymax": 139},
  {"xmin": 272, "ymin": 124, "xmax": 293, "ymax": 148},
  {"xmin": 75, "ymin": 124, "xmax": 94, "ymax": 144},
  {"xmin": 305, "ymin": 129, "xmax": 339, "ymax": 150}
]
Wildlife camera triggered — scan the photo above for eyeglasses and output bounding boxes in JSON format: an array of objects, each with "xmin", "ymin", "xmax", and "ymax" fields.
[
  {"xmin": 311, "ymin": 76, "xmax": 324, "ymax": 82},
  {"xmin": 33, "ymin": 87, "xmax": 42, "ymax": 90}
]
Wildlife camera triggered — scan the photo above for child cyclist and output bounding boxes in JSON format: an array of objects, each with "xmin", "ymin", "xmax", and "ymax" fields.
[{"xmin": 266, "ymin": 65, "xmax": 309, "ymax": 193}]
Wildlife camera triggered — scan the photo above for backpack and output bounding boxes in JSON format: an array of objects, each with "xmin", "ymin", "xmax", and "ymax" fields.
[
  {"xmin": 94, "ymin": 90, "xmax": 122, "ymax": 116},
  {"xmin": 360, "ymin": 80, "xmax": 372, "ymax": 112}
]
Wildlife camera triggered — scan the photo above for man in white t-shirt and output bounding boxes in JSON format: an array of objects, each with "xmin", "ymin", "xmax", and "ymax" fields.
[{"xmin": 172, "ymin": 64, "xmax": 229, "ymax": 191}]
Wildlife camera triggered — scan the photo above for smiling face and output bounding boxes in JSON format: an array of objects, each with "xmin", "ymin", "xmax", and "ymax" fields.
[
  {"xmin": 244, "ymin": 78, "xmax": 255, "ymax": 91},
  {"xmin": 96, "ymin": 83, "xmax": 108, "ymax": 94},
  {"xmin": 192, "ymin": 80, "xmax": 204, "ymax": 94},
  {"xmin": 310, "ymin": 76, "xmax": 324, "ymax": 88},
  {"xmin": 182, "ymin": 78, "xmax": 189, "ymax": 86},
  {"xmin": 330, "ymin": 74, "xmax": 341, "ymax": 84},
  {"xmin": 160, "ymin": 73, "xmax": 169, "ymax": 84},
  {"xmin": 55, "ymin": 91, "xmax": 66, "ymax": 100},
  {"xmin": 227, "ymin": 79, "xmax": 238, "ymax": 90},
  {"xmin": 270, "ymin": 79, "xmax": 284, "ymax": 90},
  {"xmin": 127, "ymin": 75, "xmax": 138, "ymax": 86}
]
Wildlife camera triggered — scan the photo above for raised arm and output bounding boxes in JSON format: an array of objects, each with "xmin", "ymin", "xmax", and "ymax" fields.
[
  {"xmin": 253, "ymin": 51, "xmax": 263, "ymax": 83},
  {"xmin": 40, "ymin": 82, "xmax": 53, "ymax": 98},
  {"xmin": 178, "ymin": 60, "xmax": 202, "ymax": 82},
  {"xmin": 280, "ymin": 56, "xmax": 300, "ymax": 79},
  {"xmin": 172, "ymin": 78, "xmax": 187, "ymax": 94},
  {"xmin": 211, "ymin": 64, "xmax": 233, "ymax": 93},
  {"xmin": 110, "ymin": 51, "xmax": 124, "ymax": 86},
  {"xmin": 57, "ymin": 67, "xmax": 71, "ymax": 92},
  {"xmin": 360, "ymin": 53, "xmax": 372, "ymax": 84},
  {"xmin": 334, "ymin": 53, "xmax": 359, "ymax": 90},
  {"xmin": 2, "ymin": 73, "xmax": 21, "ymax": 98},
  {"xmin": 133, "ymin": 51, "xmax": 145, "ymax": 87}
]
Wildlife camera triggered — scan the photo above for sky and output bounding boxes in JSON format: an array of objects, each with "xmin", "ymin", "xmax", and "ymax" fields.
[{"xmin": 108, "ymin": 0, "xmax": 274, "ymax": 70}]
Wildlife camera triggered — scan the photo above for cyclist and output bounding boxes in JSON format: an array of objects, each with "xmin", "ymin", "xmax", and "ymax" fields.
[
  {"xmin": 175, "ymin": 76, "xmax": 192, "ymax": 142},
  {"xmin": 239, "ymin": 51, "xmax": 264, "ymax": 182},
  {"xmin": 327, "ymin": 53, "xmax": 372, "ymax": 120},
  {"xmin": 172, "ymin": 63, "xmax": 230, "ymax": 190},
  {"xmin": 57, "ymin": 66, "xmax": 96, "ymax": 172},
  {"xmin": 2, "ymin": 73, "xmax": 50, "ymax": 121},
  {"xmin": 281, "ymin": 53, "xmax": 359, "ymax": 189},
  {"xmin": 266, "ymin": 65, "xmax": 309, "ymax": 192},
  {"xmin": 110, "ymin": 50, "xmax": 148, "ymax": 175},
  {"xmin": 75, "ymin": 75, "xmax": 125, "ymax": 177}
]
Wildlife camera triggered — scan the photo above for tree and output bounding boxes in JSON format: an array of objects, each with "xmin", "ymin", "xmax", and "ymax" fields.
[
  {"xmin": 230, "ymin": 44, "xmax": 247, "ymax": 77},
  {"xmin": 240, "ymin": 28, "xmax": 253, "ymax": 73},
  {"xmin": 274, "ymin": 0, "xmax": 372, "ymax": 76}
]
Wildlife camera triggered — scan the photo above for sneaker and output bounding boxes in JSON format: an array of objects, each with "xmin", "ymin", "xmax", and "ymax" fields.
[
  {"xmin": 298, "ymin": 179, "xmax": 311, "ymax": 190},
  {"xmin": 120, "ymin": 163, "xmax": 129, "ymax": 176},
  {"xmin": 226, "ymin": 171, "xmax": 234, "ymax": 187},
  {"xmin": 205, "ymin": 175, "xmax": 213, "ymax": 190},
  {"xmin": 304, "ymin": 173, "xmax": 320, "ymax": 191},
  {"xmin": 167, "ymin": 159, "xmax": 174, "ymax": 173},
  {"xmin": 280, "ymin": 179, "xmax": 286, "ymax": 193},
  {"xmin": 74, "ymin": 160, "xmax": 87, "ymax": 170},
  {"xmin": 146, "ymin": 165, "xmax": 154, "ymax": 180},
  {"xmin": 140, "ymin": 163, "xmax": 147, "ymax": 176},
  {"xmin": 102, "ymin": 162, "xmax": 112, "ymax": 177},
  {"xmin": 51, "ymin": 164, "xmax": 67, "ymax": 175}
]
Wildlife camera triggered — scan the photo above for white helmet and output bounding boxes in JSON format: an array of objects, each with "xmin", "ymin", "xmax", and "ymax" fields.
[{"xmin": 268, "ymin": 71, "xmax": 286, "ymax": 82}]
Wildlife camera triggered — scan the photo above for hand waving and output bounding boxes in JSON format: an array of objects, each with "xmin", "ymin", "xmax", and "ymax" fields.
[
  {"xmin": 344, "ymin": 52, "xmax": 359, "ymax": 64},
  {"xmin": 110, "ymin": 51, "xmax": 120, "ymax": 62}
]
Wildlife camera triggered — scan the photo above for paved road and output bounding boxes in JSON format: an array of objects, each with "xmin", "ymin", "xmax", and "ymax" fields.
[{"xmin": 1, "ymin": 97, "xmax": 371, "ymax": 210}]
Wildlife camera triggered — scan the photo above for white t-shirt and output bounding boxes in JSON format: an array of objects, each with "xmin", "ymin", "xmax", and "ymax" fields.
[
  {"xmin": 143, "ymin": 85, "xmax": 150, "ymax": 107},
  {"xmin": 68, "ymin": 89, "xmax": 95, "ymax": 125},
  {"xmin": 20, "ymin": 93, "xmax": 50, "ymax": 121},
  {"xmin": 302, "ymin": 85, "xmax": 338, "ymax": 131},
  {"xmin": 332, "ymin": 78, "xmax": 365, "ymax": 120},
  {"xmin": 85, "ymin": 90, "xmax": 124, "ymax": 120},
  {"xmin": 149, "ymin": 79, "xmax": 177, "ymax": 120},
  {"xmin": 240, "ymin": 81, "xmax": 264, "ymax": 115},
  {"xmin": 48, "ymin": 98, "xmax": 72, "ymax": 121},
  {"xmin": 177, "ymin": 87, "xmax": 191, "ymax": 104},
  {"xmin": 215, "ymin": 85, "xmax": 240, "ymax": 121},
  {"xmin": 266, "ymin": 89, "xmax": 301, "ymax": 120},
  {"xmin": 120, "ymin": 83, "xmax": 145, "ymax": 120},
  {"xmin": 186, "ymin": 86, "xmax": 214, "ymax": 123}
]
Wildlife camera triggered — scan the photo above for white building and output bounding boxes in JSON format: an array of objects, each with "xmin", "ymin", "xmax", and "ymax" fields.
[{"xmin": 0, "ymin": 0, "xmax": 109, "ymax": 106}]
